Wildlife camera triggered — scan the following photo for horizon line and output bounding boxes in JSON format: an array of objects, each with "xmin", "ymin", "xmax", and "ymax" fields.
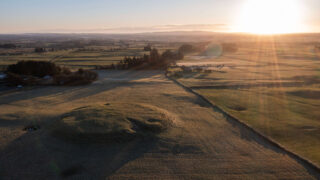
[{"xmin": 0, "ymin": 31, "xmax": 319, "ymax": 36}]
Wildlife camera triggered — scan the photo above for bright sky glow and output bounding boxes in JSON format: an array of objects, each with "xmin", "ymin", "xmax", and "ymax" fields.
[
  {"xmin": 0, "ymin": 0, "xmax": 319, "ymax": 34},
  {"xmin": 236, "ymin": 0, "xmax": 304, "ymax": 34}
]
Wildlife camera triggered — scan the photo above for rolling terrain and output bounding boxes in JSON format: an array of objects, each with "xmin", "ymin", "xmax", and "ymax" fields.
[{"xmin": 0, "ymin": 70, "xmax": 319, "ymax": 179}]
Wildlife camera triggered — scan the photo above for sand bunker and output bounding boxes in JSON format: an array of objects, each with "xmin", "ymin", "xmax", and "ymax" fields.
[{"xmin": 50, "ymin": 103, "xmax": 172, "ymax": 143}]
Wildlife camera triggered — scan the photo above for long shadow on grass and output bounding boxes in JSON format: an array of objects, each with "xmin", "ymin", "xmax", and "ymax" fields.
[
  {"xmin": 0, "ymin": 121, "xmax": 198, "ymax": 179},
  {"xmin": 0, "ymin": 70, "xmax": 165, "ymax": 106},
  {"xmin": 0, "ymin": 125, "xmax": 162, "ymax": 179},
  {"xmin": 0, "ymin": 70, "xmax": 166, "ymax": 179}
]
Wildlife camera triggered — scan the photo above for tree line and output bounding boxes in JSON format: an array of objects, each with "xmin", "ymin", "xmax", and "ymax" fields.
[
  {"xmin": 0, "ymin": 44, "xmax": 17, "ymax": 49},
  {"xmin": 99, "ymin": 48, "xmax": 184, "ymax": 70},
  {"xmin": 5, "ymin": 61, "xmax": 98, "ymax": 86}
]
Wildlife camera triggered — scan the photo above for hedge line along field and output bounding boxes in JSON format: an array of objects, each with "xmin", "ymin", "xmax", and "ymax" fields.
[{"xmin": 171, "ymin": 38, "xmax": 320, "ymax": 167}]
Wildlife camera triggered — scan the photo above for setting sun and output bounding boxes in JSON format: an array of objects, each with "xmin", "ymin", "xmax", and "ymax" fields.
[
  {"xmin": 237, "ymin": 0, "xmax": 303, "ymax": 34},
  {"xmin": 1, "ymin": 0, "xmax": 320, "ymax": 179}
]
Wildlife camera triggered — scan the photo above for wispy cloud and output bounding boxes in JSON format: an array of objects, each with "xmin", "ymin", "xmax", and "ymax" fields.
[{"xmin": 38, "ymin": 24, "xmax": 229, "ymax": 33}]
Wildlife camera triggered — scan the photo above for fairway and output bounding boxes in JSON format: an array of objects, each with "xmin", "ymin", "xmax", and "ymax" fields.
[{"xmin": 0, "ymin": 70, "xmax": 318, "ymax": 179}]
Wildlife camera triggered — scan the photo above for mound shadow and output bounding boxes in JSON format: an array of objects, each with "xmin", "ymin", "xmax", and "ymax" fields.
[
  {"xmin": 0, "ymin": 101, "xmax": 197, "ymax": 179},
  {"xmin": 0, "ymin": 120, "xmax": 200, "ymax": 179},
  {"xmin": 0, "ymin": 128, "xmax": 161, "ymax": 179}
]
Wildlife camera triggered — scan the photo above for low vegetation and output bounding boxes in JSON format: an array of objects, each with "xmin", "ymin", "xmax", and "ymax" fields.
[
  {"xmin": 5, "ymin": 60, "xmax": 98, "ymax": 86},
  {"xmin": 98, "ymin": 43, "xmax": 211, "ymax": 70},
  {"xmin": 0, "ymin": 43, "xmax": 17, "ymax": 49},
  {"xmin": 99, "ymin": 48, "xmax": 184, "ymax": 70},
  {"xmin": 34, "ymin": 47, "xmax": 47, "ymax": 53},
  {"xmin": 50, "ymin": 103, "xmax": 172, "ymax": 143},
  {"xmin": 0, "ymin": 34, "xmax": 319, "ymax": 178},
  {"xmin": 7, "ymin": 60, "xmax": 65, "ymax": 78},
  {"xmin": 53, "ymin": 68, "xmax": 98, "ymax": 86},
  {"xmin": 1, "ymin": 34, "xmax": 319, "ymax": 169},
  {"xmin": 178, "ymin": 43, "xmax": 207, "ymax": 55},
  {"xmin": 167, "ymin": 64, "xmax": 225, "ymax": 78},
  {"xmin": 144, "ymin": 44, "xmax": 152, "ymax": 51},
  {"xmin": 172, "ymin": 41, "xmax": 320, "ymax": 166}
]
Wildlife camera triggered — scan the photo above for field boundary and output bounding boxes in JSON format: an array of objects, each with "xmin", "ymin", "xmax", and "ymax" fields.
[{"xmin": 166, "ymin": 74, "xmax": 320, "ymax": 175}]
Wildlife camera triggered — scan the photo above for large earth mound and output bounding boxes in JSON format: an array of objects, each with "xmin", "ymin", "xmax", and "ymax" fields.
[{"xmin": 50, "ymin": 103, "xmax": 172, "ymax": 143}]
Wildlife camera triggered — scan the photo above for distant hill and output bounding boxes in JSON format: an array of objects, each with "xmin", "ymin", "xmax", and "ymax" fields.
[{"xmin": 0, "ymin": 31, "xmax": 320, "ymax": 43}]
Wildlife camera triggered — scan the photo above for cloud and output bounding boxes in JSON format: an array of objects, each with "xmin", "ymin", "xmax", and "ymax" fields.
[
  {"xmin": 38, "ymin": 24, "xmax": 229, "ymax": 33},
  {"xmin": 152, "ymin": 24, "xmax": 228, "ymax": 31}
]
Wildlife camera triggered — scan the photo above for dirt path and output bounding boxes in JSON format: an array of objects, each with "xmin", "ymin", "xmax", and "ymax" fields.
[{"xmin": 0, "ymin": 70, "xmax": 319, "ymax": 179}]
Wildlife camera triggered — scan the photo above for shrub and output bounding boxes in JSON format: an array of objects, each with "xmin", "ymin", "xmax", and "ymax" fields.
[
  {"xmin": 35, "ymin": 48, "xmax": 46, "ymax": 53},
  {"xmin": 178, "ymin": 43, "xmax": 207, "ymax": 55},
  {"xmin": 0, "ymin": 44, "xmax": 17, "ymax": 49},
  {"xmin": 178, "ymin": 44, "xmax": 194, "ymax": 54},
  {"xmin": 162, "ymin": 50, "xmax": 184, "ymax": 62},
  {"xmin": 150, "ymin": 48, "xmax": 160, "ymax": 63},
  {"xmin": 171, "ymin": 71, "xmax": 183, "ymax": 78},
  {"xmin": 5, "ymin": 61, "xmax": 98, "ymax": 86},
  {"xmin": 5, "ymin": 72, "xmax": 41, "ymax": 86},
  {"xmin": 144, "ymin": 44, "xmax": 152, "ymax": 51},
  {"xmin": 107, "ymin": 48, "xmax": 184, "ymax": 70},
  {"xmin": 7, "ymin": 61, "xmax": 61, "ymax": 78},
  {"xmin": 54, "ymin": 69, "xmax": 98, "ymax": 86}
]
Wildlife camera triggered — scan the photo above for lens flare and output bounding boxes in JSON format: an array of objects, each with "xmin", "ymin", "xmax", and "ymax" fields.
[{"xmin": 236, "ymin": 0, "xmax": 303, "ymax": 34}]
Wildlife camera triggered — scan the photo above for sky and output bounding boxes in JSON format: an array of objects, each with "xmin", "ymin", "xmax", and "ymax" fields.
[{"xmin": 0, "ymin": 0, "xmax": 319, "ymax": 34}]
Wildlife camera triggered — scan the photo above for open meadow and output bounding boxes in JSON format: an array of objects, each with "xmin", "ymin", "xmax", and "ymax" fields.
[
  {"xmin": 0, "ymin": 33, "xmax": 319, "ymax": 179},
  {"xmin": 0, "ymin": 37, "xmax": 180, "ymax": 70},
  {"xmin": 170, "ymin": 35, "xmax": 320, "ymax": 167},
  {"xmin": 0, "ymin": 70, "xmax": 319, "ymax": 179},
  {"xmin": 2, "ymin": 0, "xmax": 320, "ymax": 178}
]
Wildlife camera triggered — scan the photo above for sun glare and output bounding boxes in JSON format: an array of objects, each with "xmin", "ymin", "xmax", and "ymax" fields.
[{"xmin": 237, "ymin": 0, "xmax": 302, "ymax": 34}]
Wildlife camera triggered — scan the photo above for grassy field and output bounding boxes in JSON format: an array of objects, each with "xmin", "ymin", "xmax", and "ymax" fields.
[
  {"xmin": 0, "ymin": 70, "xmax": 317, "ymax": 179},
  {"xmin": 0, "ymin": 41, "xmax": 180, "ymax": 70},
  {"xmin": 0, "ymin": 49, "xmax": 140, "ymax": 69},
  {"xmin": 171, "ymin": 37, "xmax": 320, "ymax": 166},
  {"xmin": 0, "ymin": 34, "xmax": 319, "ymax": 178}
]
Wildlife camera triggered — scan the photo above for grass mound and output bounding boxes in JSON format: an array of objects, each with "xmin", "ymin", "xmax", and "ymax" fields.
[{"xmin": 50, "ymin": 103, "xmax": 172, "ymax": 143}]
